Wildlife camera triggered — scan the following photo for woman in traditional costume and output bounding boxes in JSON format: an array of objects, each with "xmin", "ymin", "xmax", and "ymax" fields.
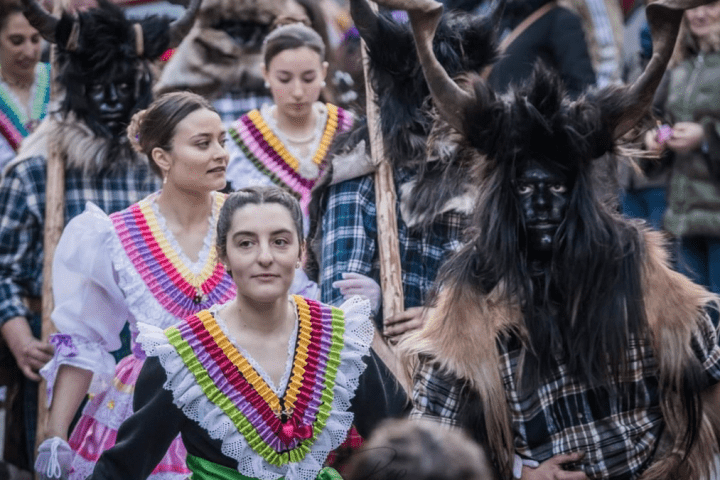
[
  {"xmin": 86, "ymin": 186, "xmax": 374, "ymax": 480},
  {"xmin": 35, "ymin": 91, "xmax": 235, "ymax": 480},
  {"xmin": 0, "ymin": 0, "xmax": 49, "ymax": 169},
  {"xmin": 225, "ymin": 23, "xmax": 355, "ymax": 231}
]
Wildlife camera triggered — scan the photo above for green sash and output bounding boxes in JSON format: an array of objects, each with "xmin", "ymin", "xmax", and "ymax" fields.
[{"xmin": 186, "ymin": 455, "xmax": 343, "ymax": 480}]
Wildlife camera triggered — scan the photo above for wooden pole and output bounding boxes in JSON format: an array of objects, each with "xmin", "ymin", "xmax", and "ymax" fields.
[
  {"xmin": 360, "ymin": 1, "xmax": 410, "ymax": 394},
  {"xmin": 35, "ymin": 2, "xmax": 64, "ymax": 466}
]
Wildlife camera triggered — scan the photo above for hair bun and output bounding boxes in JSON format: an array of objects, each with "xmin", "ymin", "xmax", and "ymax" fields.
[{"xmin": 126, "ymin": 108, "xmax": 148, "ymax": 154}]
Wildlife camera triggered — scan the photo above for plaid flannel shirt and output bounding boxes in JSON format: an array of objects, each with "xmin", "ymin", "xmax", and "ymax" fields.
[
  {"xmin": 213, "ymin": 90, "xmax": 273, "ymax": 126},
  {"xmin": 320, "ymin": 168, "xmax": 467, "ymax": 327},
  {"xmin": 0, "ymin": 155, "xmax": 161, "ymax": 342},
  {"xmin": 411, "ymin": 313, "xmax": 720, "ymax": 479}
]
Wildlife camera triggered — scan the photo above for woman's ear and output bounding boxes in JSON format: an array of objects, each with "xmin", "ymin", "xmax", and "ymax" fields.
[
  {"xmin": 321, "ymin": 61, "xmax": 329, "ymax": 82},
  {"xmin": 152, "ymin": 147, "xmax": 171, "ymax": 177},
  {"xmin": 298, "ymin": 239, "xmax": 306, "ymax": 262}
]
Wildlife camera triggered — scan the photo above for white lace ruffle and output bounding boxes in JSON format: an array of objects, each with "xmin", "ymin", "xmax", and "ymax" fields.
[
  {"xmin": 137, "ymin": 296, "xmax": 373, "ymax": 480},
  {"xmin": 40, "ymin": 334, "xmax": 115, "ymax": 406},
  {"xmin": 108, "ymin": 195, "xmax": 220, "ymax": 332}
]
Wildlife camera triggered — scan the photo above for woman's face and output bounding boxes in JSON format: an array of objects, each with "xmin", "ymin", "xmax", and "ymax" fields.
[
  {"xmin": 222, "ymin": 203, "xmax": 301, "ymax": 305},
  {"xmin": 686, "ymin": 1, "xmax": 720, "ymax": 42},
  {"xmin": 157, "ymin": 108, "xmax": 229, "ymax": 193},
  {"xmin": 263, "ymin": 46, "xmax": 327, "ymax": 122},
  {"xmin": 0, "ymin": 12, "xmax": 42, "ymax": 80}
]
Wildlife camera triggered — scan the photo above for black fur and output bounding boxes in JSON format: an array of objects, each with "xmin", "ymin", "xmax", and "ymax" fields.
[
  {"xmin": 54, "ymin": 0, "xmax": 172, "ymax": 146},
  {"xmin": 436, "ymin": 64, "xmax": 705, "ymax": 471}
]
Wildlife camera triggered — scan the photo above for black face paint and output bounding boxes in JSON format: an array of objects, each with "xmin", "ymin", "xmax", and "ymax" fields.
[
  {"xmin": 515, "ymin": 160, "xmax": 570, "ymax": 258},
  {"xmin": 84, "ymin": 76, "xmax": 136, "ymax": 137}
]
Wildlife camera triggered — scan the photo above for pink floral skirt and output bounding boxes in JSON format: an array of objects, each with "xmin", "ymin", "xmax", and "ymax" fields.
[{"xmin": 68, "ymin": 354, "xmax": 190, "ymax": 480}]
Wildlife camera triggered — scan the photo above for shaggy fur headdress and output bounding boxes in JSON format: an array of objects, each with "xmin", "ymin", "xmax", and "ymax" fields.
[
  {"xmin": 19, "ymin": 0, "xmax": 198, "ymax": 169},
  {"xmin": 322, "ymin": 0, "xmax": 501, "ymax": 230},
  {"xmin": 380, "ymin": 0, "xmax": 720, "ymax": 477},
  {"xmin": 154, "ymin": 0, "xmax": 328, "ymax": 99}
]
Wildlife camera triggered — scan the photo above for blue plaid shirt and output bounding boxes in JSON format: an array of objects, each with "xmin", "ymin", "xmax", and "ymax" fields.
[
  {"xmin": 320, "ymin": 168, "xmax": 467, "ymax": 327},
  {"xmin": 0, "ymin": 155, "xmax": 161, "ymax": 349},
  {"xmin": 411, "ymin": 314, "xmax": 720, "ymax": 479}
]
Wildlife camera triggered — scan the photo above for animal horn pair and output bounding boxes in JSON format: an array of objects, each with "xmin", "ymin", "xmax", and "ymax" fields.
[
  {"xmin": 20, "ymin": 0, "xmax": 200, "ymax": 53},
  {"xmin": 371, "ymin": 0, "xmax": 712, "ymax": 140}
]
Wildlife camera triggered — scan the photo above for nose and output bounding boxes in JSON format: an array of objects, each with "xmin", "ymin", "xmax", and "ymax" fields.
[
  {"xmin": 105, "ymin": 84, "xmax": 120, "ymax": 103},
  {"xmin": 291, "ymin": 79, "xmax": 304, "ymax": 99},
  {"xmin": 257, "ymin": 242, "xmax": 273, "ymax": 266}
]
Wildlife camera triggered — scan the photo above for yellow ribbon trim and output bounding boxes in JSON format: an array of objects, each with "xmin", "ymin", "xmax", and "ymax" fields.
[
  {"xmin": 195, "ymin": 295, "xmax": 313, "ymax": 415},
  {"xmin": 247, "ymin": 104, "xmax": 339, "ymax": 174},
  {"xmin": 137, "ymin": 193, "xmax": 225, "ymax": 291}
]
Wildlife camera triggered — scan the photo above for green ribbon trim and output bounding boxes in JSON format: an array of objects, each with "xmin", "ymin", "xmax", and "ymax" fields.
[
  {"xmin": 186, "ymin": 454, "xmax": 343, "ymax": 480},
  {"xmin": 164, "ymin": 304, "xmax": 347, "ymax": 467}
]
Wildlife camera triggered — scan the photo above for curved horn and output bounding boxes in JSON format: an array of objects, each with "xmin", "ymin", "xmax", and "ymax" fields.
[
  {"xmin": 612, "ymin": 0, "xmax": 711, "ymax": 138},
  {"xmin": 167, "ymin": 0, "xmax": 201, "ymax": 49},
  {"xmin": 392, "ymin": 0, "xmax": 475, "ymax": 134},
  {"xmin": 350, "ymin": 0, "xmax": 381, "ymax": 41},
  {"xmin": 20, "ymin": 0, "xmax": 57, "ymax": 44}
]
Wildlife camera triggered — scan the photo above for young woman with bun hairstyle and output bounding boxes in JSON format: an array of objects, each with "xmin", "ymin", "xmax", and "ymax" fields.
[{"xmin": 35, "ymin": 91, "xmax": 235, "ymax": 480}]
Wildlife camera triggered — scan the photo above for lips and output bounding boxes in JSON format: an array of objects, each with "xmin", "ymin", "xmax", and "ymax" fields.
[
  {"xmin": 207, "ymin": 166, "xmax": 226, "ymax": 174},
  {"xmin": 252, "ymin": 273, "xmax": 280, "ymax": 281}
]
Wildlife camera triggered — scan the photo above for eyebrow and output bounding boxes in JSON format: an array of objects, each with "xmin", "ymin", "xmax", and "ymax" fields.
[{"xmin": 232, "ymin": 228, "xmax": 295, "ymax": 239}]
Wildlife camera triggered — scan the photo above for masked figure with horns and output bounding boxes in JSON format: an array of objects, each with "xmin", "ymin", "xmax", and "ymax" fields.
[
  {"xmin": 311, "ymin": 0, "xmax": 501, "ymax": 343},
  {"xmin": 363, "ymin": 0, "xmax": 720, "ymax": 479},
  {"xmin": 0, "ymin": 0, "xmax": 199, "ymax": 478}
]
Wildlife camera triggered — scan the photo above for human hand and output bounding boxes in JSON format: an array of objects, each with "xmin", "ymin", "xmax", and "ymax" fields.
[
  {"xmin": 522, "ymin": 452, "xmax": 588, "ymax": 480},
  {"xmin": 1, "ymin": 317, "xmax": 54, "ymax": 381},
  {"xmin": 666, "ymin": 121, "xmax": 705, "ymax": 154},
  {"xmin": 35, "ymin": 437, "xmax": 73, "ymax": 480},
  {"xmin": 383, "ymin": 306, "xmax": 430, "ymax": 339},
  {"xmin": 644, "ymin": 128, "xmax": 665, "ymax": 155},
  {"xmin": 332, "ymin": 273, "xmax": 381, "ymax": 314}
]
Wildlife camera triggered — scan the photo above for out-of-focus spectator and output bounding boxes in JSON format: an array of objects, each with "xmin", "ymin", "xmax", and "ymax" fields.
[
  {"xmin": 488, "ymin": 0, "xmax": 596, "ymax": 98},
  {"xmin": 560, "ymin": 0, "xmax": 624, "ymax": 86},
  {"xmin": 344, "ymin": 419, "xmax": 496, "ymax": 480},
  {"xmin": 0, "ymin": 0, "xmax": 50, "ymax": 170},
  {"xmin": 646, "ymin": 0, "xmax": 720, "ymax": 296}
]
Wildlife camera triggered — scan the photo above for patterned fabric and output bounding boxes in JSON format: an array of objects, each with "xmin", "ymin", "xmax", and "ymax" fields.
[
  {"xmin": 0, "ymin": 63, "xmax": 51, "ymax": 152},
  {"xmin": 213, "ymin": 90, "xmax": 273, "ymax": 125},
  {"xmin": 0, "ymin": 151, "xmax": 160, "ymax": 465},
  {"xmin": 227, "ymin": 103, "xmax": 353, "ymax": 217},
  {"xmin": 69, "ymin": 354, "xmax": 189, "ymax": 480},
  {"xmin": 411, "ymin": 316, "xmax": 720, "ymax": 479},
  {"xmin": 0, "ymin": 154, "xmax": 161, "ymax": 351},
  {"xmin": 111, "ymin": 193, "xmax": 235, "ymax": 316},
  {"xmin": 164, "ymin": 296, "xmax": 345, "ymax": 466},
  {"xmin": 319, "ymin": 168, "xmax": 467, "ymax": 321}
]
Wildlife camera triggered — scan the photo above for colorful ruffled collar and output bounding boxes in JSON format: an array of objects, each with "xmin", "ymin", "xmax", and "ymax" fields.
[
  {"xmin": 0, "ymin": 63, "xmax": 50, "ymax": 151},
  {"xmin": 164, "ymin": 296, "xmax": 346, "ymax": 466},
  {"xmin": 228, "ymin": 103, "xmax": 353, "ymax": 215},
  {"xmin": 110, "ymin": 192, "xmax": 236, "ymax": 318}
]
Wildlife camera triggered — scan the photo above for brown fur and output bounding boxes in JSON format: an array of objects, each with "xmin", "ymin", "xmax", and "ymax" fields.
[
  {"xmin": 7, "ymin": 116, "xmax": 146, "ymax": 175},
  {"xmin": 401, "ymin": 228, "xmax": 720, "ymax": 479},
  {"xmin": 154, "ymin": 0, "xmax": 309, "ymax": 98}
]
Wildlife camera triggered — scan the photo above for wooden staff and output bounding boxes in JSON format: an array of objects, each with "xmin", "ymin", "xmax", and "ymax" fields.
[
  {"xmin": 35, "ymin": 1, "xmax": 64, "ymax": 462},
  {"xmin": 359, "ymin": 1, "xmax": 410, "ymax": 394}
]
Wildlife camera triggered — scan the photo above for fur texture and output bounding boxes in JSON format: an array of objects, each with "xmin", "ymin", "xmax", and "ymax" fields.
[
  {"xmin": 54, "ymin": 0, "xmax": 173, "ymax": 140},
  {"xmin": 154, "ymin": 0, "xmax": 328, "ymax": 99},
  {"xmin": 401, "ymin": 228, "xmax": 720, "ymax": 479},
  {"xmin": 8, "ymin": 116, "xmax": 144, "ymax": 175},
  {"xmin": 323, "ymin": 5, "xmax": 499, "ymax": 230}
]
